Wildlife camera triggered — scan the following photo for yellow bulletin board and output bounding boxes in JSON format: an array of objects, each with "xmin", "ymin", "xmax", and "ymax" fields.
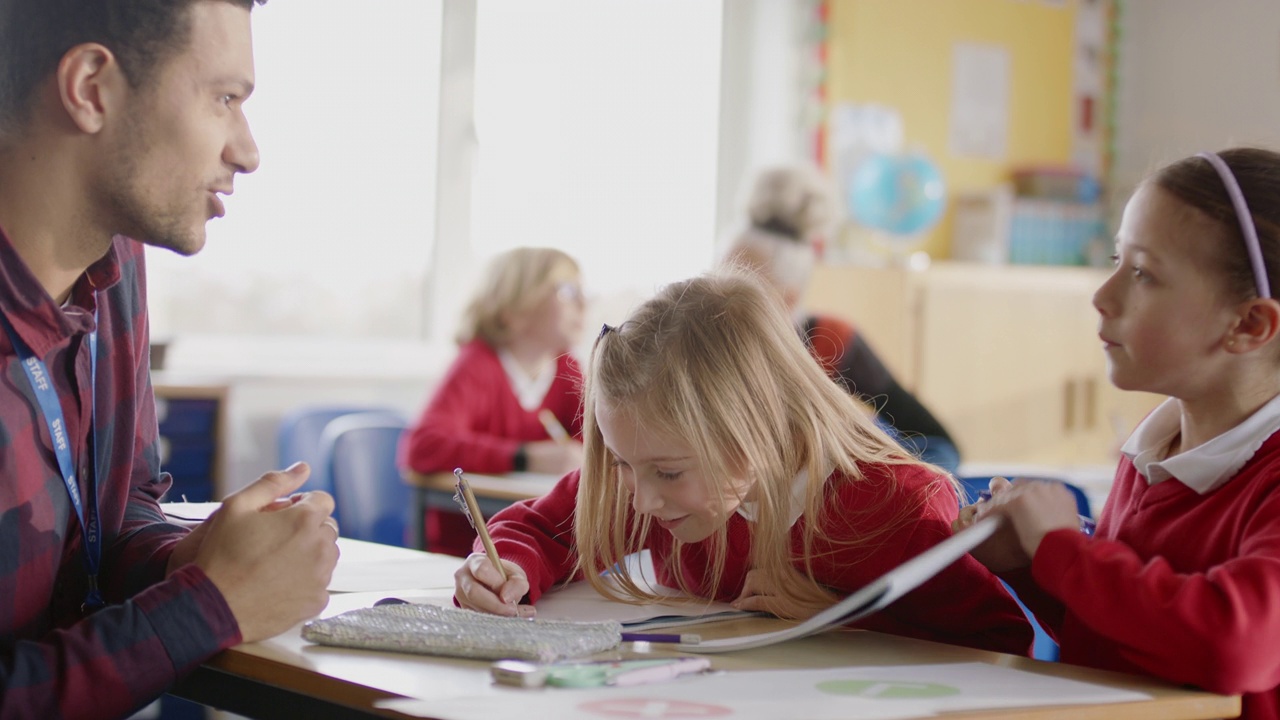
[{"xmin": 826, "ymin": 0, "xmax": 1080, "ymax": 259}]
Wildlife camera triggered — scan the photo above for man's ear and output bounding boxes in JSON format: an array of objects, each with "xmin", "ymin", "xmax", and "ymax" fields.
[
  {"xmin": 1225, "ymin": 298, "xmax": 1280, "ymax": 353},
  {"xmin": 55, "ymin": 43, "xmax": 124, "ymax": 134}
]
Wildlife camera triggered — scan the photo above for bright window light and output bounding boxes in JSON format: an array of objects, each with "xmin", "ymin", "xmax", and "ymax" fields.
[
  {"xmin": 471, "ymin": 0, "xmax": 722, "ymax": 304},
  {"xmin": 146, "ymin": 0, "xmax": 443, "ymax": 340}
]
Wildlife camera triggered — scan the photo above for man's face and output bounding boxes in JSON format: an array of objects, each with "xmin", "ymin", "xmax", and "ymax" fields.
[{"xmin": 99, "ymin": 1, "xmax": 260, "ymax": 255}]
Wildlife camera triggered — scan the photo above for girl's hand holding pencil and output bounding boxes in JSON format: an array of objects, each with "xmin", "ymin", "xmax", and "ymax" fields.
[
  {"xmin": 954, "ymin": 476, "xmax": 1084, "ymax": 573},
  {"xmin": 453, "ymin": 468, "xmax": 536, "ymax": 618},
  {"xmin": 455, "ymin": 552, "xmax": 535, "ymax": 618},
  {"xmin": 521, "ymin": 440, "xmax": 584, "ymax": 475},
  {"xmin": 523, "ymin": 409, "xmax": 584, "ymax": 474}
]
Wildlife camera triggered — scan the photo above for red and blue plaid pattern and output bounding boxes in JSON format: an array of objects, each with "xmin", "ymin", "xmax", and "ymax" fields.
[{"xmin": 0, "ymin": 231, "xmax": 240, "ymax": 719}]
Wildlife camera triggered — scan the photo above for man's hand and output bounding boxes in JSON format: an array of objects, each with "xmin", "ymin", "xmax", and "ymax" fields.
[
  {"xmin": 194, "ymin": 462, "xmax": 341, "ymax": 643},
  {"xmin": 167, "ymin": 491, "xmax": 305, "ymax": 577}
]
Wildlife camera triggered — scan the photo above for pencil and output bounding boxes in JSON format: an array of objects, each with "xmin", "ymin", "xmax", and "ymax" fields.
[
  {"xmin": 537, "ymin": 408, "xmax": 571, "ymax": 445},
  {"xmin": 454, "ymin": 468, "xmax": 508, "ymax": 582}
]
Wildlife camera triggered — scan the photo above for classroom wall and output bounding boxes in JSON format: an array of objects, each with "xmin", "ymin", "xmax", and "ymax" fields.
[
  {"xmin": 716, "ymin": 0, "xmax": 807, "ymax": 246},
  {"xmin": 825, "ymin": 0, "xmax": 1078, "ymax": 259},
  {"xmin": 1110, "ymin": 0, "xmax": 1280, "ymax": 219}
]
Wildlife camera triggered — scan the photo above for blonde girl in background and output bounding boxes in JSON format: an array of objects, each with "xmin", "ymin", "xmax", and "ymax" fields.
[
  {"xmin": 400, "ymin": 247, "xmax": 586, "ymax": 556},
  {"xmin": 725, "ymin": 164, "xmax": 961, "ymax": 474},
  {"xmin": 455, "ymin": 268, "xmax": 1032, "ymax": 654},
  {"xmin": 960, "ymin": 148, "xmax": 1280, "ymax": 719}
]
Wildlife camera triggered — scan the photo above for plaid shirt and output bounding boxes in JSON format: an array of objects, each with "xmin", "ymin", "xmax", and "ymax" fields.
[{"xmin": 0, "ymin": 231, "xmax": 240, "ymax": 719}]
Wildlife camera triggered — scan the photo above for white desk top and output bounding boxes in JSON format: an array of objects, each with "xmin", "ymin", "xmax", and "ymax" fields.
[{"xmin": 201, "ymin": 541, "xmax": 1240, "ymax": 720}]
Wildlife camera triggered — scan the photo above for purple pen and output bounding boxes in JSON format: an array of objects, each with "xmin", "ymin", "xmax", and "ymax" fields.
[
  {"xmin": 620, "ymin": 632, "xmax": 701, "ymax": 644},
  {"xmin": 977, "ymin": 489, "xmax": 1095, "ymax": 536}
]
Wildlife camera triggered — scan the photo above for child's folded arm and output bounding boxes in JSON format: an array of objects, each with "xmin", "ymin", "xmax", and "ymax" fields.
[
  {"xmin": 403, "ymin": 345, "xmax": 528, "ymax": 475},
  {"xmin": 1033, "ymin": 523, "xmax": 1280, "ymax": 695}
]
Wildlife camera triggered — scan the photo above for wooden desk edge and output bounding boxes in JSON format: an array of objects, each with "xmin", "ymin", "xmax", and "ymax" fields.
[{"xmin": 196, "ymin": 649, "xmax": 408, "ymax": 717}]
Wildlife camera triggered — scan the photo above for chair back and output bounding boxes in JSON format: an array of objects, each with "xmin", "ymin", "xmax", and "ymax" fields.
[
  {"xmin": 320, "ymin": 412, "xmax": 411, "ymax": 547},
  {"xmin": 277, "ymin": 405, "xmax": 400, "ymax": 500},
  {"xmin": 955, "ymin": 473, "xmax": 1094, "ymax": 663}
]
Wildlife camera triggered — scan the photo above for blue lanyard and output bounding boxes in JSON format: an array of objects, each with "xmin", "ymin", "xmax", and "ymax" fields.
[{"xmin": 0, "ymin": 310, "xmax": 104, "ymax": 612}]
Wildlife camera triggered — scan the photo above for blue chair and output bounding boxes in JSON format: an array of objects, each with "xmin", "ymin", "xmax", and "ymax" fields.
[
  {"xmin": 956, "ymin": 475, "xmax": 1092, "ymax": 518},
  {"xmin": 875, "ymin": 419, "xmax": 961, "ymax": 476},
  {"xmin": 955, "ymin": 474, "xmax": 1093, "ymax": 663},
  {"xmin": 277, "ymin": 405, "xmax": 401, "ymax": 503},
  {"xmin": 320, "ymin": 412, "xmax": 412, "ymax": 547}
]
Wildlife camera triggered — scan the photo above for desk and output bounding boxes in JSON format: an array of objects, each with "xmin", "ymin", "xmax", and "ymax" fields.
[
  {"xmin": 403, "ymin": 471, "xmax": 560, "ymax": 550},
  {"xmin": 172, "ymin": 541, "xmax": 1240, "ymax": 720}
]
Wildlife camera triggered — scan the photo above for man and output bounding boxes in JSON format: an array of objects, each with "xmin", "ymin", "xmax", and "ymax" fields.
[{"xmin": 0, "ymin": 1, "xmax": 341, "ymax": 717}]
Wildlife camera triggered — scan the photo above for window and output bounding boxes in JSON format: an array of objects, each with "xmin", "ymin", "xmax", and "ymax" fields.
[
  {"xmin": 146, "ymin": 0, "xmax": 443, "ymax": 341},
  {"xmin": 463, "ymin": 0, "xmax": 723, "ymax": 345},
  {"xmin": 435, "ymin": 0, "xmax": 727, "ymax": 348},
  {"xmin": 148, "ymin": 0, "xmax": 724, "ymax": 360}
]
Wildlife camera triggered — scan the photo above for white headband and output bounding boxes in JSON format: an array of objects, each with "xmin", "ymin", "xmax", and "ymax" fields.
[{"xmin": 1196, "ymin": 152, "xmax": 1271, "ymax": 299}]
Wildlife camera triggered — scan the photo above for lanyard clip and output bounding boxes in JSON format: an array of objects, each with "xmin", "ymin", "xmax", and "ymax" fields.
[{"xmin": 81, "ymin": 574, "xmax": 105, "ymax": 614}]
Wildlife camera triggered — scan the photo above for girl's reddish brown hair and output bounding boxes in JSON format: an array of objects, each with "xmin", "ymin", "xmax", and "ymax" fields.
[{"xmin": 1152, "ymin": 147, "xmax": 1280, "ymax": 301}]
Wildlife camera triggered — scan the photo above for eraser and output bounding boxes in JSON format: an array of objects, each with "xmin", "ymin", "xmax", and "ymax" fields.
[{"xmin": 490, "ymin": 659, "xmax": 548, "ymax": 688}]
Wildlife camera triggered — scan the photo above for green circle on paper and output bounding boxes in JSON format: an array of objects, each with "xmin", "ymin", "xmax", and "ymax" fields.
[{"xmin": 816, "ymin": 679, "xmax": 960, "ymax": 699}]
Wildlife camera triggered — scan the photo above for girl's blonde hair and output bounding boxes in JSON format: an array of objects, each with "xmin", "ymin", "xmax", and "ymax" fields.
[
  {"xmin": 575, "ymin": 267, "xmax": 937, "ymax": 611},
  {"xmin": 456, "ymin": 247, "xmax": 580, "ymax": 347},
  {"xmin": 724, "ymin": 165, "xmax": 840, "ymax": 300}
]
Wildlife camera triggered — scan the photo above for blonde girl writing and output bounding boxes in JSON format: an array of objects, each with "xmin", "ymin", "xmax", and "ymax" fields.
[{"xmin": 456, "ymin": 269, "xmax": 1031, "ymax": 654}]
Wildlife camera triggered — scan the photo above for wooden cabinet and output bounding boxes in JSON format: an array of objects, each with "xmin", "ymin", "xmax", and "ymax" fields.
[{"xmin": 805, "ymin": 262, "xmax": 1162, "ymax": 465}]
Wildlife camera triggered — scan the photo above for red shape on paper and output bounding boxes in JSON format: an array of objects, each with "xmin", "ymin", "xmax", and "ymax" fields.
[{"xmin": 579, "ymin": 698, "xmax": 733, "ymax": 718}]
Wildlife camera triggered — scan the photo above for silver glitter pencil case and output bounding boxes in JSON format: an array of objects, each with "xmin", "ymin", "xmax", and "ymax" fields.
[{"xmin": 301, "ymin": 603, "xmax": 622, "ymax": 662}]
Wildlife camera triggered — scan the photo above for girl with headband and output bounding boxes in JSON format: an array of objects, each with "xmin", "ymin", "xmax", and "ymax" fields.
[{"xmin": 958, "ymin": 148, "xmax": 1280, "ymax": 719}]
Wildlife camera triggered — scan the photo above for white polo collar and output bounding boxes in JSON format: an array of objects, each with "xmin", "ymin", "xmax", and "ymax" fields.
[
  {"xmin": 497, "ymin": 349, "xmax": 557, "ymax": 412},
  {"xmin": 737, "ymin": 466, "xmax": 829, "ymax": 527},
  {"xmin": 1121, "ymin": 394, "xmax": 1280, "ymax": 494}
]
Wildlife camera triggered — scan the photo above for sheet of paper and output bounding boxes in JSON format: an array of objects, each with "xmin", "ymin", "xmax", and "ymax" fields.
[
  {"xmin": 682, "ymin": 517, "xmax": 1000, "ymax": 653},
  {"xmin": 378, "ymin": 679, "xmax": 932, "ymax": 720},
  {"xmin": 157, "ymin": 504, "xmax": 461, "ymax": 592},
  {"xmin": 950, "ymin": 42, "xmax": 1010, "ymax": 159},
  {"xmin": 160, "ymin": 501, "xmax": 221, "ymax": 522},
  {"xmin": 327, "ymin": 539, "xmax": 461, "ymax": 593},
  {"xmin": 532, "ymin": 549, "xmax": 758, "ymax": 630},
  {"xmin": 533, "ymin": 578, "xmax": 758, "ymax": 630},
  {"xmin": 376, "ymin": 662, "xmax": 1151, "ymax": 720}
]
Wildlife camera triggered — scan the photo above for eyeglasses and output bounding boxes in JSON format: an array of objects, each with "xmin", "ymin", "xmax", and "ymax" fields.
[{"xmin": 555, "ymin": 282, "xmax": 585, "ymax": 303}]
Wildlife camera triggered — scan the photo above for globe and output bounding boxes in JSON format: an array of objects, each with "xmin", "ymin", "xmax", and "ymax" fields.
[{"xmin": 847, "ymin": 152, "xmax": 947, "ymax": 236}]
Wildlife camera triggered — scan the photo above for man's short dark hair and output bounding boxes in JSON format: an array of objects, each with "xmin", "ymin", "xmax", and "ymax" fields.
[{"xmin": 0, "ymin": 0, "xmax": 266, "ymax": 134}]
